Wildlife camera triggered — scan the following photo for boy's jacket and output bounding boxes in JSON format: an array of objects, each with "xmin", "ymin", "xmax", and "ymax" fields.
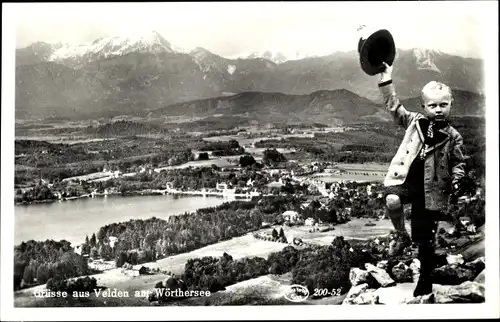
[{"xmin": 379, "ymin": 80, "xmax": 466, "ymax": 211}]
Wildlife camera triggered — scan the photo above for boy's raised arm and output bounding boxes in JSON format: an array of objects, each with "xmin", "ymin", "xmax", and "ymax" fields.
[{"xmin": 378, "ymin": 62, "xmax": 415, "ymax": 129}]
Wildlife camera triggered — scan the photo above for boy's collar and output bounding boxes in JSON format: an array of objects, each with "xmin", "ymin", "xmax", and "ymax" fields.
[{"xmin": 416, "ymin": 118, "xmax": 450, "ymax": 145}]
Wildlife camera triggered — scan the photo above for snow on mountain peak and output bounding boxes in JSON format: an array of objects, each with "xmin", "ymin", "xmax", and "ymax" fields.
[
  {"xmin": 190, "ymin": 47, "xmax": 212, "ymax": 60},
  {"xmin": 48, "ymin": 31, "xmax": 174, "ymax": 63},
  {"xmin": 189, "ymin": 47, "xmax": 219, "ymax": 73},
  {"xmin": 225, "ymin": 50, "xmax": 316, "ymax": 64},
  {"xmin": 413, "ymin": 48, "xmax": 442, "ymax": 73}
]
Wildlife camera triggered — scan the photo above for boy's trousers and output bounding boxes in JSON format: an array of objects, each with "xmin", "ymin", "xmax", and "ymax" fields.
[{"xmin": 384, "ymin": 154, "xmax": 446, "ymax": 280}]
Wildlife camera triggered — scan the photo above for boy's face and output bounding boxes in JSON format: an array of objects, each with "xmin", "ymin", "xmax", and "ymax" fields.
[{"xmin": 422, "ymin": 91, "xmax": 452, "ymax": 121}]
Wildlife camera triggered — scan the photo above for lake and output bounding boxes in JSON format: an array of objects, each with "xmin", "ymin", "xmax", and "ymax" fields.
[{"xmin": 14, "ymin": 195, "xmax": 229, "ymax": 246}]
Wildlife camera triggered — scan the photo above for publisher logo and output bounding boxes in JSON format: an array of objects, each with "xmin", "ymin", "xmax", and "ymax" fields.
[{"xmin": 284, "ymin": 284, "xmax": 309, "ymax": 303}]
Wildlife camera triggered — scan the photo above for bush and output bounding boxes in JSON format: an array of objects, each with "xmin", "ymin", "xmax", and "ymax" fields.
[
  {"xmin": 262, "ymin": 148, "xmax": 287, "ymax": 164},
  {"xmin": 115, "ymin": 251, "xmax": 128, "ymax": 268},
  {"xmin": 181, "ymin": 254, "xmax": 269, "ymax": 294},
  {"xmin": 47, "ymin": 276, "xmax": 97, "ymax": 293},
  {"xmin": 198, "ymin": 152, "xmax": 209, "ymax": 161},
  {"xmin": 291, "ymin": 237, "xmax": 375, "ymax": 297},
  {"xmin": 267, "ymin": 246, "xmax": 299, "ymax": 275},
  {"xmin": 239, "ymin": 155, "xmax": 256, "ymax": 167}
]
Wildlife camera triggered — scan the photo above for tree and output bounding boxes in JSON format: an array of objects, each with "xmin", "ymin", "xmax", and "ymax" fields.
[
  {"xmin": 97, "ymin": 228, "xmax": 106, "ymax": 245},
  {"xmin": 239, "ymin": 155, "xmax": 256, "ymax": 167},
  {"xmin": 90, "ymin": 233, "xmax": 97, "ymax": 248},
  {"xmin": 281, "ymin": 182, "xmax": 295, "ymax": 194},
  {"xmin": 144, "ymin": 232, "xmax": 156, "ymax": 250},
  {"xmin": 198, "ymin": 152, "xmax": 209, "ymax": 161},
  {"xmin": 272, "ymin": 228, "xmax": 279, "ymax": 239},
  {"xmin": 228, "ymin": 139, "xmax": 240, "ymax": 149},
  {"xmin": 82, "ymin": 235, "xmax": 90, "ymax": 255},
  {"xmin": 263, "ymin": 148, "xmax": 286, "ymax": 164},
  {"xmin": 89, "ymin": 247, "xmax": 98, "ymax": 259},
  {"xmin": 115, "ymin": 251, "xmax": 128, "ymax": 268},
  {"xmin": 279, "ymin": 227, "xmax": 285, "ymax": 238},
  {"xmin": 36, "ymin": 263, "xmax": 50, "ymax": 284},
  {"xmin": 99, "ymin": 244, "xmax": 113, "ymax": 260},
  {"xmin": 23, "ymin": 263, "xmax": 36, "ymax": 285}
]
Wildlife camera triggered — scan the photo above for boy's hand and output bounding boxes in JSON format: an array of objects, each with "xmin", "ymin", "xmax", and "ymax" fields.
[{"xmin": 380, "ymin": 62, "xmax": 393, "ymax": 83}]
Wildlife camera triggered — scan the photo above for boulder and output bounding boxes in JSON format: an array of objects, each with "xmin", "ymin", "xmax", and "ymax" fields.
[
  {"xmin": 406, "ymin": 293, "xmax": 435, "ymax": 304},
  {"xmin": 434, "ymin": 281, "xmax": 485, "ymax": 303},
  {"xmin": 464, "ymin": 256, "xmax": 485, "ymax": 276},
  {"xmin": 431, "ymin": 264, "xmax": 476, "ymax": 285},
  {"xmin": 342, "ymin": 284, "xmax": 379, "ymax": 305},
  {"xmin": 349, "ymin": 268, "xmax": 371, "ymax": 286},
  {"xmin": 474, "ymin": 269, "xmax": 485, "ymax": 284},
  {"xmin": 365, "ymin": 263, "xmax": 396, "ymax": 287},
  {"xmin": 342, "ymin": 283, "xmax": 368, "ymax": 304},
  {"xmin": 351, "ymin": 290, "xmax": 379, "ymax": 305},
  {"xmin": 376, "ymin": 260, "xmax": 388, "ymax": 271},
  {"xmin": 349, "ymin": 268, "xmax": 379, "ymax": 288},
  {"xmin": 370, "ymin": 244, "xmax": 386, "ymax": 255},
  {"xmin": 446, "ymin": 254, "xmax": 465, "ymax": 265},
  {"xmin": 460, "ymin": 237, "xmax": 485, "ymax": 261},
  {"xmin": 409, "ymin": 259, "xmax": 421, "ymax": 283},
  {"xmin": 391, "ymin": 262, "xmax": 413, "ymax": 283}
]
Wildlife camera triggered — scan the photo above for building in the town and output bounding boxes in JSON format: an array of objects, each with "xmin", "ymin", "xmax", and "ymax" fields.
[
  {"xmin": 108, "ymin": 236, "xmax": 118, "ymax": 248},
  {"xmin": 282, "ymin": 210, "xmax": 302, "ymax": 224},
  {"xmin": 216, "ymin": 183, "xmax": 228, "ymax": 191},
  {"xmin": 305, "ymin": 217, "xmax": 316, "ymax": 226}
]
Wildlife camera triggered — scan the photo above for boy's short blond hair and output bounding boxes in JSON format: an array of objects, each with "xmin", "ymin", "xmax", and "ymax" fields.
[{"xmin": 421, "ymin": 81, "xmax": 454, "ymax": 103}]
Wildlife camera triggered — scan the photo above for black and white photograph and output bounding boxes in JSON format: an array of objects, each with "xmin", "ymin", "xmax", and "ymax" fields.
[{"xmin": 1, "ymin": 1, "xmax": 499, "ymax": 320}]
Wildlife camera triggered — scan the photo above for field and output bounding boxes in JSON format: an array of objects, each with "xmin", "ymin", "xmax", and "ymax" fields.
[
  {"xmin": 311, "ymin": 174, "xmax": 384, "ymax": 183},
  {"xmin": 336, "ymin": 163, "xmax": 390, "ymax": 171},
  {"xmin": 143, "ymin": 233, "xmax": 289, "ymax": 275},
  {"xmin": 155, "ymin": 158, "xmax": 235, "ymax": 171}
]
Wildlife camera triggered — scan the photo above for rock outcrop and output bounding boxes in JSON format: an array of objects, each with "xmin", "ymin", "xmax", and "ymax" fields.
[
  {"xmin": 365, "ymin": 263, "xmax": 396, "ymax": 287},
  {"xmin": 391, "ymin": 262, "xmax": 413, "ymax": 283},
  {"xmin": 349, "ymin": 268, "xmax": 371, "ymax": 286},
  {"xmin": 406, "ymin": 293, "xmax": 435, "ymax": 304},
  {"xmin": 342, "ymin": 283, "xmax": 379, "ymax": 305},
  {"xmin": 446, "ymin": 254, "xmax": 465, "ymax": 265},
  {"xmin": 376, "ymin": 260, "xmax": 388, "ymax": 270},
  {"xmin": 434, "ymin": 281, "xmax": 485, "ymax": 303},
  {"xmin": 335, "ymin": 229, "xmax": 485, "ymax": 305},
  {"xmin": 474, "ymin": 269, "xmax": 485, "ymax": 284},
  {"xmin": 349, "ymin": 267, "xmax": 379, "ymax": 288},
  {"xmin": 431, "ymin": 256, "xmax": 485, "ymax": 285}
]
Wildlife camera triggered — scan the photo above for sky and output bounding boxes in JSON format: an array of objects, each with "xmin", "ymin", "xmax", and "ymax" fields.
[{"xmin": 7, "ymin": 2, "xmax": 497, "ymax": 59}]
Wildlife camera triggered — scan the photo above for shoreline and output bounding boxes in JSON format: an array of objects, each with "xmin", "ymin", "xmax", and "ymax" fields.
[
  {"xmin": 14, "ymin": 189, "xmax": 258, "ymax": 207},
  {"xmin": 14, "ymin": 191, "xmax": 252, "ymax": 247}
]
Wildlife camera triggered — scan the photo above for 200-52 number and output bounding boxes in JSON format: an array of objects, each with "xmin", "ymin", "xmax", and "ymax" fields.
[{"xmin": 313, "ymin": 288, "xmax": 342, "ymax": 297}]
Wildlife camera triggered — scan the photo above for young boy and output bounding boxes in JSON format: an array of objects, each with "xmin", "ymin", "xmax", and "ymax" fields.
[{"xmin": 377, "ymin": 62, "xmax": 466, "ymax": 296}]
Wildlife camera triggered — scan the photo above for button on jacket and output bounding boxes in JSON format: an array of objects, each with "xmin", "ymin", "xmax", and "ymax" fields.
[{"xmin": 379, "ymin": 80, "xmax": 466, "ymax": 211}]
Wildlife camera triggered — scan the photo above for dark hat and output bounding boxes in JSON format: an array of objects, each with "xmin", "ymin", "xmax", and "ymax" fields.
[{"xmin": 358, "ymin": 29, "xmax": 396, "ymax": 76}]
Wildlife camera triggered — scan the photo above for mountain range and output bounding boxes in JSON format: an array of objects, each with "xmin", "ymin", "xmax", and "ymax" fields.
[
  {"xmin": 15, "ymin": 31, "xmax": 485, "ymax": 122},
  {"xmin": 147, "ymin": 89, "xmax": 391, "ymax": 125}
]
